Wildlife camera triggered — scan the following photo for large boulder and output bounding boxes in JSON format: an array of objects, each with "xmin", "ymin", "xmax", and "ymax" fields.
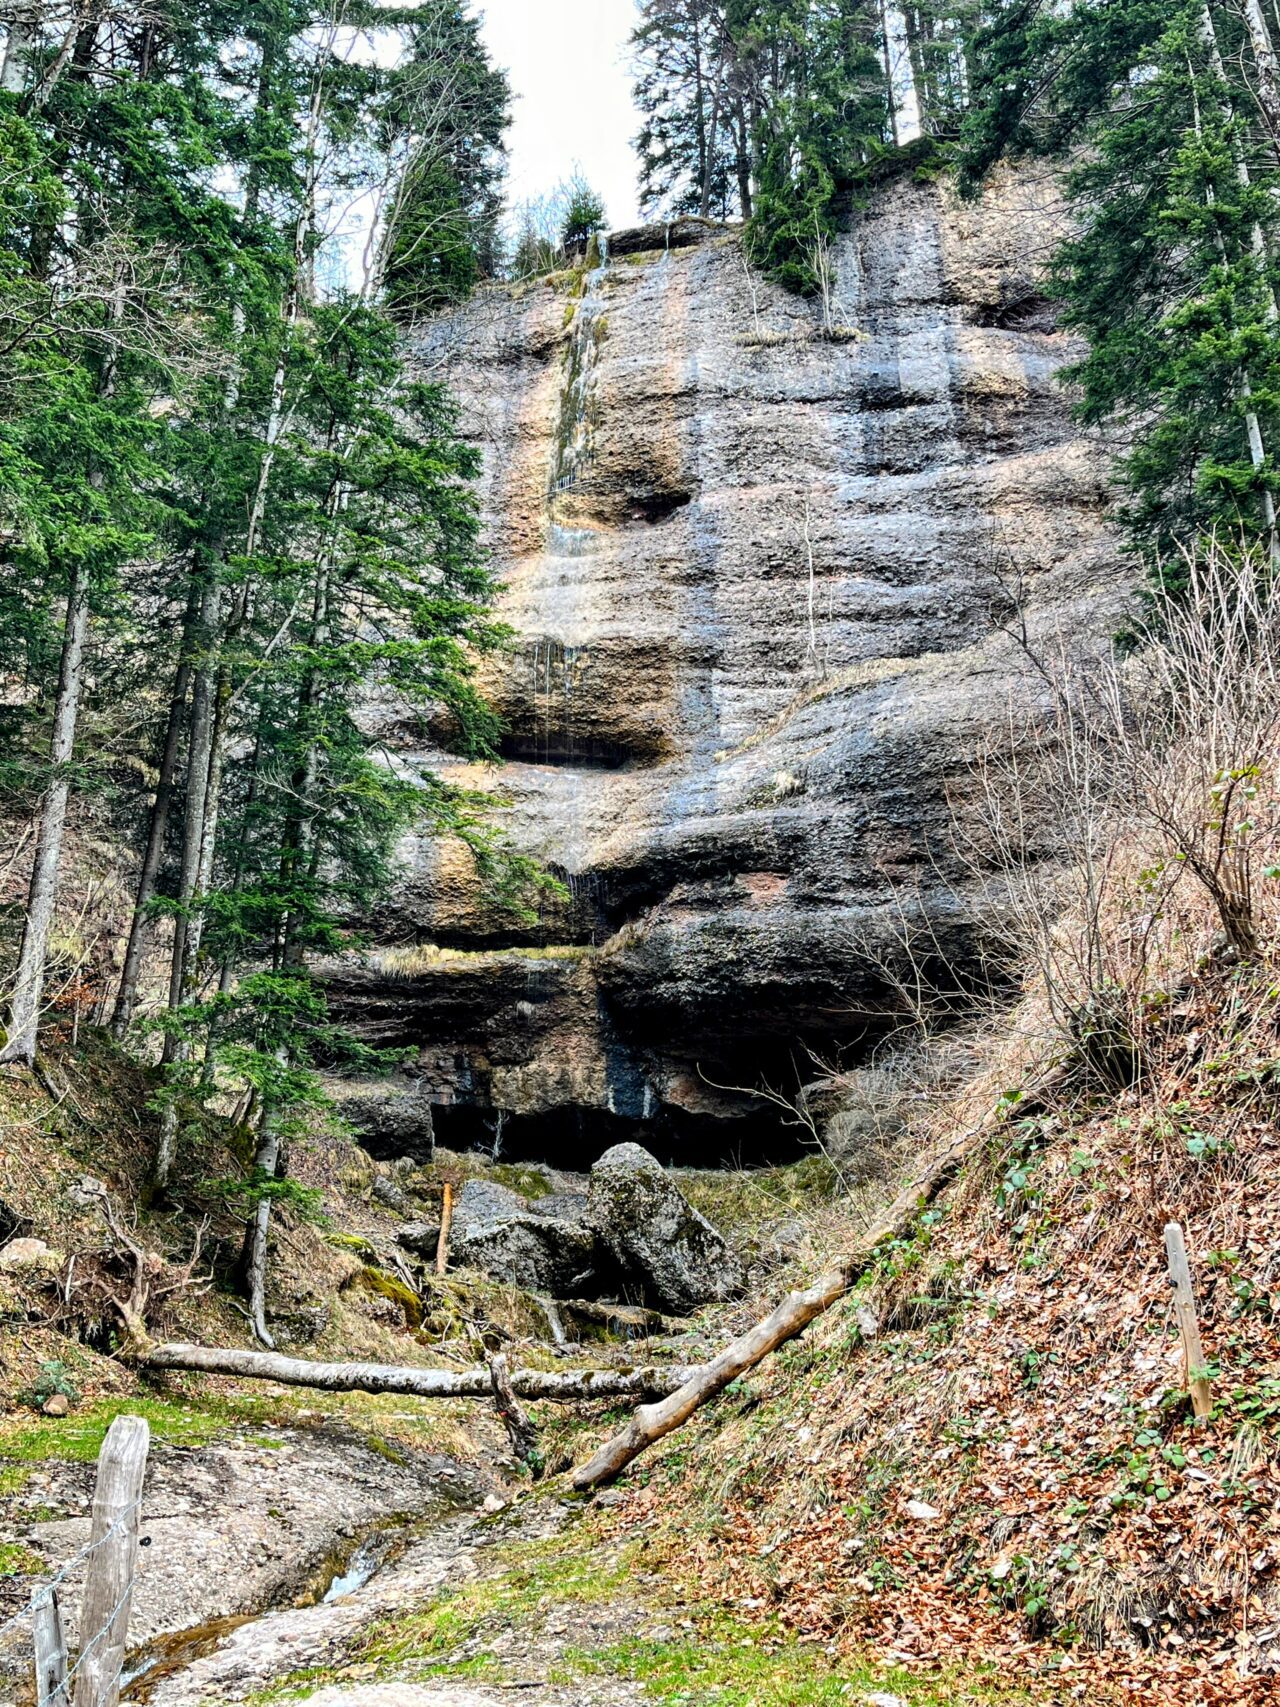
[
  {"xmin": 396, "ymin": 1220, "xmax": 442, "ymax": 1259},
  {"xmin": 401, "ymin": 1177, "xmax": 600, "ymax": 1295},
  {"xmin": 451, "ymin": 1178, "xmax": 525, "ymax": 1233},
  {"xmin": 450, "ymin": 1213, "xmax": 597, "ymax": 1296},
  {"xmin": 588, "ymin": 1143, "xmax": 743, "ymax": 1314}
]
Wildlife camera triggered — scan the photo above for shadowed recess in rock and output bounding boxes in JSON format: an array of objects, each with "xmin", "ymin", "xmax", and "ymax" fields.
[{"xmin": 428, "ymin": 1099, "xmax": 812, "ymax": 1172}]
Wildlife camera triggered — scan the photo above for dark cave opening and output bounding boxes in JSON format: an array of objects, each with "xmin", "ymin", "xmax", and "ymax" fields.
[{"xmin": 429, "ymin": 1098, "xmax": 814, "ymax": 1173}]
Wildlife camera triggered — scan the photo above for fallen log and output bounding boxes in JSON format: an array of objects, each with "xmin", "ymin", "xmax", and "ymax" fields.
[
  {"xmin": 571, "ymin": 1122, "xmax": 981, "ymax": 1489},
  {"xmin": 145, "ymin": 1341, "xmax": 693, "ymax": 1402}
]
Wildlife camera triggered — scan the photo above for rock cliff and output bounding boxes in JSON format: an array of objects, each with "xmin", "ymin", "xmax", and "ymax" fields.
[{"xmin": 328, "ymin": 167, "xmax": 1128, "ymax": 1165}]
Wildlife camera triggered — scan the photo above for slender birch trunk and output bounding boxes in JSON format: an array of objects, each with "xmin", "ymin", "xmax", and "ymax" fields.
[
  {"xmin": 111, "ymin": 579, "xmax": 201, "ymax": 1037},
  {"xmin": 1241, "ymin": 0, "xmax": 1280, "ymax": 150},
  {"xmin": 0, "ymin": 17, "xmax": 34, "ymax": 93},
  {"xmin": 244, "ymin": 1081, "xmax": 285, "ymax": 1347},
  {"xmin": 1187, "ymin": 47, "xmax": 1280, "ymax": 567},
  {"xmin": 0, "ymin": 572, "xmax": 90, "ymax": 1067}
]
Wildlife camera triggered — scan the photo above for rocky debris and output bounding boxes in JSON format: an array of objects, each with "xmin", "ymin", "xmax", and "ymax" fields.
[
  {"xmin": 395, "ymin": 1221, "xmax": 442, "ymax": 1259},
  {"xmin": 371, "ymin": 1174, "xmax": 415, "ymax": 1218},
  {"xmin": 588, "ymin": 1144, "xmax": 743, "ymax": 1315},
  {"xmin": 0, "ymin": 1236, "xmax": 62, "ymax": 1274},
  {"xmin": 327, "ymin": 1077, "xmax": 435, "ymax": 1163}
]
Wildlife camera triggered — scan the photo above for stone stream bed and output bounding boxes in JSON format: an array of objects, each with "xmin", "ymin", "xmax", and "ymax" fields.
[{"xmin": 0, "ymin": 1420, "xmax": 669, "ymax": 1705}]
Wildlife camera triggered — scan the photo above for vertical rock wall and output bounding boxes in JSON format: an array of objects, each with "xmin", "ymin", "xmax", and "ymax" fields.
[{"xmin": 330, "ymin": 168, "xmax": 1129, "ymax": 1164}]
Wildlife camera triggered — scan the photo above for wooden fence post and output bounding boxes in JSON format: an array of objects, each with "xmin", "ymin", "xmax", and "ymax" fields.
[
  {"xmin": 72, "ymin": 1415, "xmax": 150, "ymax": 1707},
  {"xmin": 436, "ymin": 1181, "xmax": 453, "ymax": 1276},
  {"xmin": 32, "ymin": 1587, "xmax": 68, "ymax": 1706},
  {"xmin": 1164, "ymin": 1222, "xmax": 1214, "ymax": 1421}
]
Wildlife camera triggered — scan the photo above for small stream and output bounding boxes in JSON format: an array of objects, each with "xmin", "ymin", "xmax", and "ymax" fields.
[{"xmin": 120, "ymin": 1515, "xmax": 419, "ymax": 1700}]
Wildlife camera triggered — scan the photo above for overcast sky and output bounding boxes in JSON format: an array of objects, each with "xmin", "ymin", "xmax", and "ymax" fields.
[{"xmin": 475, "ymin": 0, "xmax": 643, "ymax": 232}]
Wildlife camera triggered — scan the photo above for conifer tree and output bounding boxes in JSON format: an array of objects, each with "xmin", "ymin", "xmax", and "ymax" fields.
[{"xmin": 959, "ymin": 0, "xmax": 1280, "ymax": 574}]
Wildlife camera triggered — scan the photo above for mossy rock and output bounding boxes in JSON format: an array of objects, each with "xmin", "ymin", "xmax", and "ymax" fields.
[{"xmin": 353, "ymin": 1266, "xmax": 422, "ymax": 1330}]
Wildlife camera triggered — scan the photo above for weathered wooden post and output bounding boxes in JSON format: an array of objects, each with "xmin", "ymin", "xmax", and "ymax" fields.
[
  {"xmin": 32, "ymin": 1587, "xmax": 68, "ymax": 1706},
  {"xmin": 72, "ymin": 1415, "xmax": 150, "ymax": 1707},
  {"xmin": 436, "ymin": 1181, "xmax": 454, "ymax": 1275},
  {"xmin": 1164, "ymin": 1221, "xmax": 1214, "ymax": 1421}
]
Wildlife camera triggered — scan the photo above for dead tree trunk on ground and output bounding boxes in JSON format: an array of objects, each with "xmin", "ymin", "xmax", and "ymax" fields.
[
  {"xmin": 489, "ymin": 1352, "xmax": 541, "ymax": 1466},
  {"xmin": 571, "ymin": 1123, "xmax": 979, "ymax": 1489},
  {"xmin": 143, "ymin": 1341, "xmax": 693, "ymax": 1402}
]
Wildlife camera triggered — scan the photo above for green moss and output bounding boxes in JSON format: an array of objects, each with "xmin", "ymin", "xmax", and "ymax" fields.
[
  {"xmin": 676, "ymin": 1154, "xmax": 839, "ymax": 1237},
  {"xmin": 355, "ymin": 1266, "xmax": 423, "ymax": 1329},
  {"xmin": 326, "ymin": 1230, "xmax": 379, "ymax": 1259}
]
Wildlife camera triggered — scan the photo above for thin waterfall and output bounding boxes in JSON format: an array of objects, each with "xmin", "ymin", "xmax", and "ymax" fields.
[{"xmin": 550, "ymin": 254, "xmax": 609, "ymax": 495}]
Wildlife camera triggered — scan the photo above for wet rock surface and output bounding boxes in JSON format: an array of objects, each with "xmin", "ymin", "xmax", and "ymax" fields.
[
  {"xmin": 0, "ymin": 1427, "xmax": 488, "ymax": 1701},
  {"xmin": 326, "ymin": 166, "xmax": 1129, "ymax": 1171},
  {"xmin": 138, "ymin": 1495, "xmax": 651, "ymax": 1706}
]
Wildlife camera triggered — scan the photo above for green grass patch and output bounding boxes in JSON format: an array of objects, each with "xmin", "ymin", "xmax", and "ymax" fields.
[
  {"xmin": 0, "ymin": 1540, "xmax": 45, "ymax": 1577},
  {"xmin": 0, "ymin": 1393, "xmax": 287, "ymax": 1471},
  {"xmin": 561, "ymin": 1617, "xmax": 1041, "ymax": 1705},
  {"xmin": 357, "ymin": 1533, "xmax": 633, "ymax": 1668}
]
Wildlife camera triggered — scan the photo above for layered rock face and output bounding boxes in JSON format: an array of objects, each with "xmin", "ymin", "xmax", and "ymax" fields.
[{"xmin": 331, "ymin": 168, "xmax": 1128, "ymax": 1165}]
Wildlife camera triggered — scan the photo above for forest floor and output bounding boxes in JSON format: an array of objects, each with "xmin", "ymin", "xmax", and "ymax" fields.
[{"xmin": 3, "ymin": 988, "xmax": 1280, "ymax": 1706}]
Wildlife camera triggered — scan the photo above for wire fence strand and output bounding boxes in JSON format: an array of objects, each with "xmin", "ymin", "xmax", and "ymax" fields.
[{"xmin": 0, "ymin": 1496, "xmax": 145, "ymax": 1646}]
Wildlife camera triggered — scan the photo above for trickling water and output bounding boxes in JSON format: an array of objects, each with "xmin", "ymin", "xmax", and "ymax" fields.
[
  {"xmin": 536, "ymin": 1295, "xmax": 568, "ymax": 1346},
  {"xmin": 550, "ymin": 258, "xmax": 609, "ymax": 494},
  {"xmin": 527, "ymin": 637, "xmax": 585, "ymax": 765}
]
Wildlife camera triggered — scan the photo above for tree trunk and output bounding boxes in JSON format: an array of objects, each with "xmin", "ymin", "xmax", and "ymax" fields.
[
  {"xmin": 112, "ymin": 579, "xmax": 201, "ymax": 1038},
  {"xmin": 153, "ymin": 577, "xmax": 221, "ymax": 1189},
  {"xmin": 0, "ymin": 569, "xmax": 91, "ymax": 1067},
  {"xmin": 0, "ymin": 17, "xmax": 35, "ymax": 93},
  {"xmin": 1185, "ymin": 50, "xmax": 1280, "ymax": 568},
  {"xmin": 143, "ymin": 1341, "xmax": 693, "ymax": 1401},
  {"xmin": 700, "ymin": 65, "xmax": 725, "ymax": 219},
  {"xmin": 1242, "ymin": 0, "xmax": 1280, "ymax": 148},
  {"xmin": 733, "ymin": 102, "xmax": 753, "ymax": 219},
  {"xmin": 489, "ymin": 1352, "xmax": 542, "ymax": 1464},
  {"xmin": 244, "ymin": 1089, "xmax": 284, "ymax": 1348},
  {"xmin": 572, "ymin": 1121, "xmax": 980, "ymax": 1488}
]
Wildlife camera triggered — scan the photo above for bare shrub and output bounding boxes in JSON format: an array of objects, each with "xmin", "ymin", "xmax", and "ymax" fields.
[{"xmin": 957, "ymin": 537, "xmax": 1280, "ymax": 1084}]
